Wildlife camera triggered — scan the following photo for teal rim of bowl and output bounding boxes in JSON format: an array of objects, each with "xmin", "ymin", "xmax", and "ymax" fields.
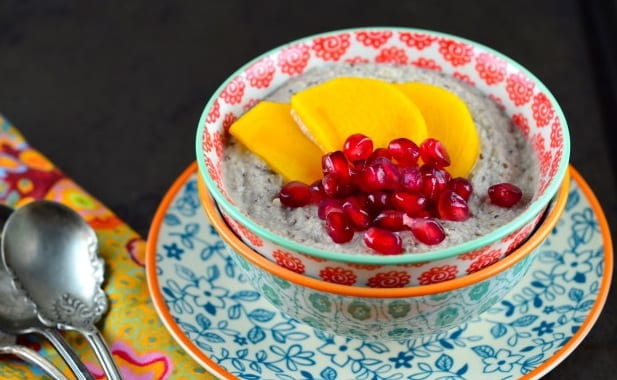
[{"xmin": 195, "ymin": 26, "xmax": 571, "ymax": 265}]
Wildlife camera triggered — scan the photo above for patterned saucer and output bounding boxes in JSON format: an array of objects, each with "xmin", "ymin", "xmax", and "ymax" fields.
[{"xmin": 146, "ymin": 163, "xmax": 612, "ymax": 380}]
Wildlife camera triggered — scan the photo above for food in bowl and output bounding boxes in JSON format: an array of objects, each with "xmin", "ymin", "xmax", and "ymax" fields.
[
  {"xmin": 223, "ymin": 62, "xmax": 538, "ymax": 255},
  {"xmin": 199, "ymin": 170, "xmax": 569, "ymax": 340}
]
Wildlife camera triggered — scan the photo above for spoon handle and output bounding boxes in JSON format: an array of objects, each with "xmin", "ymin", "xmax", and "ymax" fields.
[
  {"xmin": 39, "ymin": 328, "xmax": 95, "ymax": 380},
  {"xmin": 81, "ymin": 328, "xmax": 123, "ymax": 380},
  {"xmin": 0, "ymin": 344, "xmax": 69, "ymax": 380}
]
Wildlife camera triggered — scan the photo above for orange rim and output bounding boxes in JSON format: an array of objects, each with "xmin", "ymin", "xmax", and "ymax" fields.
[
  {"xmin": 146, "ymin": 162, "xmax": 612, "ymax": 379},
  {"xmin": 521, "ymin": 166, "xmax": 613, "ymax": 379},
  {"xmin": 198, "ymin": 169, "xmax": 570, "ymax": 298},
  {"xmin": 146, "ymin": 163, "xmax": 235, "ymax": 380}
]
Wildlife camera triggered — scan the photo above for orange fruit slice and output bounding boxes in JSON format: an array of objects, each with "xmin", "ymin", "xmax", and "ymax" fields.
[
  {"xmin": 396, "ymin": 82, "xmax": 480, "ymax": 178},
  {"xmin": 229, "ymin": 101, "xmax": 323, "ymax": 184},
  {"xmin": 291, "ymin": 77, "xmax": 428, "ymax": 152}
]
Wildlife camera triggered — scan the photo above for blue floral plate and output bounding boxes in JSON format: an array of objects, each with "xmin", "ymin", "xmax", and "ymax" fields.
[{"xmin": 146, "ymin": 164, "xmax": 612, "ymax": 380}]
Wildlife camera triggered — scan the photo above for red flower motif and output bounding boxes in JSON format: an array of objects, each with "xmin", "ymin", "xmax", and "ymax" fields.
[
  {"xmin": 203, "ymin": 130, "xmax": 213, "ymax": 154},
  {"xmin": 243, "ymin": 98, "xmax": 261, "ymax": 111},
  {"xmin": 399, "ymin": 32, "xmax": 437, "ymax": 50},
  {"xmin": 505, "ymin": 224, "xmax": 534, "ymax": 253},
  {"xmin": 488, "ymin": 94, "xmax": 505, "ymax": 110},
  {"xmin": 459, "ymin": 246, "xmax": 490, "ymax": 260},
  {"xmin": 367, "ymin": 271, "xmax": 411, "ymax": 288},
  {"xmin": 272, "ymin": 249, "xmax": 305, "ymax": 273},
  {"xmin": 466, "ymin": 250, "xmax": 502, "ymax": 274},
  {"xmin": 212, "ymin": 131, "xmax": 224, "ymax": 160},
  {"xmin": 417, "ymin": 265, "xmax": 458, "ymax": 285},
  {"xmin": 549, "ymin": 148, "xmax": 563, "ymax": 179},
  {"xmin": 319, "ymin": 267, "xmax": 357, "ymax": 285},
  {"xmin": 375, "ymin": 46, "xmax": 408, "ymax": 65},
  {"xmin": 220, "ymin": 77, "xmax": 246, "ymax": 105},
  {"xmin": 453, "ymin": 72, "xmax": 475, "ymax": 86},
  {"xmin": 246, "ymin": 58, "xmax": 276, "ymax": 88},
  {"xmin": 222, "ymin": 112, "xmax": 237, "ymax": 133},
  {"xmin": 206, "ymin": 99, "xmax": 220, "ymax": 123},
  {"xmin": 312, "ymin": 34, "xmax": 351, "ymax": 61},
  {"xmin": 511, "ymin": 113, "xmax": 530, "ymax": 137},
  {"xmin": 532, "ymin": 133, "xmax": 547, "ymax": 157},
  {"xmin": 344, "ymin": 56, "xmax": 370, "ymax": 64},
  {"xmin": 475, "ymin": 52, "xmax": 507, "ymax": 85},
  {"xmin": 206, "ymin": 160, "xmax": 223, "ymax": 192},
  {"xmin": 550, "ymin": 118, "xmax": 563, "ymax": 149},
  {"xmin": 506, "ymin": 72, "xmax": 534, "ymax": 106},
  {"xmin": 438, "ymin": 39, "xmax": 473, "ymax": 67},
  {"xmin": 278, "ymin": 43, "xmax": 311, "ymax": 75},
  {"xmin": 531, "ymin": 92, "xmax": 555, "ymax": 127},
  {"xmin": 411, "ymin": 57, "xmax": 442, "ymax": 71},
  {"xmin": 355, "ymin": 31, "xmax": 393, "ymax": 48},
  {"xmin": 346, "ymin": 262, "xmax": 382, "ymax": 270}
]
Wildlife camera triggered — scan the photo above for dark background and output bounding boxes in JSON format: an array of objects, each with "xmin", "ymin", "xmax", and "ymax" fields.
[{"xmin": 1, "ymin": 0, "xmax": 615, "ymax": 378}]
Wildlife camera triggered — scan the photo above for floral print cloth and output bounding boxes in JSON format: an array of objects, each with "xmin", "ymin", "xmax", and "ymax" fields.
[{"xmin": 0, "ymin": 114, "xmax": 216, "ymax": 379}]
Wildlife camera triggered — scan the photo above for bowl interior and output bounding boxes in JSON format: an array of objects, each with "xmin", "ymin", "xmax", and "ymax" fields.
[{"xmin": 196, "ymin": 27, "xmax": 570, "ymax": 265}]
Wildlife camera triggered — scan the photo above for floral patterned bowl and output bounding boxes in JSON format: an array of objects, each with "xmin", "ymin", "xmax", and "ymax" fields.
[
  {"xmin": 197, "ymin": 171, "xmax": 569, "ymax": 341},
  {"xmin": 196, "ymin": 27, "xmax": 570, "ymax": 287}
]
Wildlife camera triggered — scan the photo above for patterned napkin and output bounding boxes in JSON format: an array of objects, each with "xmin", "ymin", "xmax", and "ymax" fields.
[{"xmin": 0, "ymin": 114, "xmax": 216, "ymax": 379}]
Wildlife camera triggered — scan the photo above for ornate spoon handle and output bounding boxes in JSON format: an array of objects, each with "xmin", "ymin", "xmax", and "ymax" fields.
[
  {"xmin": 39, "ymin": 327, "xmax": 95, "ymax": 380},
  {"xmin": 0, "ymin": 344, "xmax": 69, "ymax": 380},
  {"xmin": 80, "ymin": 328, "xmax": 123, "ymax": 380}
]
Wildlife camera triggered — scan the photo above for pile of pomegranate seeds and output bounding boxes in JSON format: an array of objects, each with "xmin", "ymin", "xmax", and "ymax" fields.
[{"xmin": 278, "ymin": 134, "xmax": 523, "ymax": 255}]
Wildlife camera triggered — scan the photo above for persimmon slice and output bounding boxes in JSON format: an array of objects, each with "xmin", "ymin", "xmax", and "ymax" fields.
[
  {"xmin": 229, "ymin": 101, "xmax": 323, "ymax": 184},
  {"xmin": 291, "ymin": 77, "xmax": 428, "ymax": 152},
  {"xmin": 396, "ymin": 82, "xmax": 480, "ymax": 178}
]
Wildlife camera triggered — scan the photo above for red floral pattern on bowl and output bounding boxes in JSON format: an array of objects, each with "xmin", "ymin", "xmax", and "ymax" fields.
[{"xmin": 197, "ymin": 28, "xmax": 570, "ymax": 287}]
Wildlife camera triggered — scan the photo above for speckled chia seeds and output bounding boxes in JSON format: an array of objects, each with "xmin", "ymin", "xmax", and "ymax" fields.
[{"xmin": 222, "ymin": 63, "xmax": 538, "ymax": 254}]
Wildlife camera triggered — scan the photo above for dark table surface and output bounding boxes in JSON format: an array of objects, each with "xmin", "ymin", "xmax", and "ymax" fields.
[{"xmin": 1, "ymin": 1, "xmax": 615, "ymax": 379}]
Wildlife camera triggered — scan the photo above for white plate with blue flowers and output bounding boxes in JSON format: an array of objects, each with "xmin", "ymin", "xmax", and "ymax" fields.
[{"xmin": 146, "ymin": 163, "xmax": 612, "ymax": 380}]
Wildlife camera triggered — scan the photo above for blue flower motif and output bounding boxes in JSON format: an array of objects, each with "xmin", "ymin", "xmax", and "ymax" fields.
[
  {"xmin": 233, "ymin": 335, "xmax": 247, "ymax": 345},
  {"xmin": 388, "ymin": 351, "xmax": 414, "ymax": 369},
  {"xmin": 482, "ymin": 349, "xmax": 523, "ymax": 373},
  {"xmin": 163, "ymin": 243, "xmax": 184, "ymax": 260},
  {"xmin": 271, "ymin": 344, "xmax": 315, "ymax": 371},
  {"xmin": 554, "ymin": 250, "xmax": 593, "ymax": 283},
  {"xmin": 319, "ymin": 338, "xmax": 365, "ymax": 367},
  {"xmin": 185, "ymin": 278, "xmax": 228, "ymax": 315},
  {"xmin": 571, "ymin": 208, "xmax": 599, "ymax": 245},
  {"xmin": 543, "ymin": 306, "xmax": 555, "ymax": 314},
  {"xmin": 532, "ymin": 321, "xmax": 555, "ymax": 337}
]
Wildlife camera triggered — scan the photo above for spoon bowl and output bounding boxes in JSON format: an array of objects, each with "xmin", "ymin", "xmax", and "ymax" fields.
[{"xmin": 1, "ymin": 200, "xmax": 122, "ymax": 379}]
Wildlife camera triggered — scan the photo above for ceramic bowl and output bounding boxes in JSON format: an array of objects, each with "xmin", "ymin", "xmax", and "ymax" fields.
[
  {"xmin": 196, "ymin": 27, "xmax": 570, "ymax": 287},
  {"xmin": 198, "ymin": 171, "xmax": 569, "ymax": 341}
]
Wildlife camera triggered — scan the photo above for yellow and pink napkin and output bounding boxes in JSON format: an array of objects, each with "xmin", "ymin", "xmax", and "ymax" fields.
[{"xmin": 0, "ymin": 114, "xmax": 216, "ymax": 379}]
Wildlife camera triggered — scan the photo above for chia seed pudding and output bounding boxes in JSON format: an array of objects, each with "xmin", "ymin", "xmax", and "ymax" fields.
[{"xmin": 222, "ymin": 63, "xmax": 538, "ymax": 254}]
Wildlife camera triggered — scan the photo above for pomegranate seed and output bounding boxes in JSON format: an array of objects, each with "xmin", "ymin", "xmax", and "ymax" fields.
[
  {"xmin": 391, "ymin": 191, "xmax": 428, "ymax": 217},
  {"xmin": 309, "ymin": 180, "xmax": 326, "ymax": 204},
  {"xmin": 358, "ymin": 157, "xmax": 400, "ymax": 192},
  {"xmin": 317, "ymin": 199, "xmax": 343, "ymax": 220},
  {"xmin": 420, "ymin": 138, "xmax": 451, "ymax": 168},
  {"xmin": 373, "ymin": 210, "xmax": 407, "ymax": 231},
  {"xmin": 326, "ymin": 211, "xmax": 354, "ymax": 243},
  {"xmin": 342, "ymin": 197, "xmax": 371, "ymax": 230},
  {"xmin": 366, "ymin": 192, "xmax": 393, "ymax": 215},
  {"xmin": 409, "ymin": 218, "xmax": 446, "ymax": 245},
  {"xmin": 322, "ymin": 151, "xmax": 352, "ymax": 182},
  {"xmin": 363, "ymin": 227, "xmax": 403, "ymax": 255},
  {"xmin": 437, "ymin": 189, "xmax": 470, "ymax": 221},
  {"xmin": 279, "ymin": 181, "xmax": 312, "ymax": 207},
  {"xmin": 367, "ymin": 147, "xmax": 392, "ymax": 163},
  {"xmin": 399, "ymin": 166, "xmax": 423, "ymax": 192},
  {"xmin": 488, "ymin": 183, "xmax": 523, "ymax": 208},
  {"xmin": 420, "ymin": 165, "xmax": 450, "ymax": 201},
  {"xmin": 447, "ymin": 177, "xmax": 473, "ymax": 201},
  {"xmin": 343, "ymin": 134, "xmax": 374, "ymax": 161},
  {"xmin": 388, "ymin": 138, "xmax": 421, "ymax": 166}
]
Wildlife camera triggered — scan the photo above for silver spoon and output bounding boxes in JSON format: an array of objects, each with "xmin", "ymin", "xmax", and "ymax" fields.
[
  {"xmin": 0, "ymin": 330, "xmax": 69, "ymax": 380},
  {"xmin": 0, "ymin": 204, "xmax": 94, "ymax": 380},
  {"xmin": 1, "ymin": 200, "xmax": 123, "ymax": 380}
]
